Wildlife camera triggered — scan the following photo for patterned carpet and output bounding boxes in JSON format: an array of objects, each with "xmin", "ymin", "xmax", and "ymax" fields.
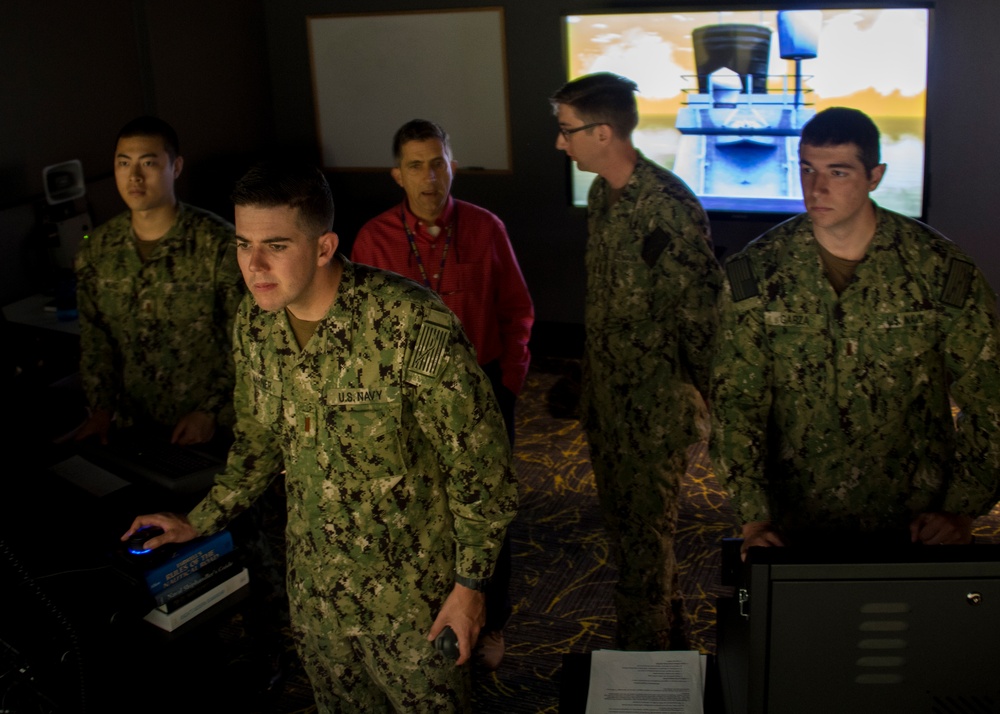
[
  {"xmin": 471, "ymin": 359, "xmax": 740, "ymax": 713},
  {"xmin": 226, "ymin": 357, "xmax": 1000, "ymax": 713}
]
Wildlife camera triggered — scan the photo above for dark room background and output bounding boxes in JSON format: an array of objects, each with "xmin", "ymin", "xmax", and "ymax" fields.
[{"xmin": 2, "ymin": 0, "xmax": 998, "ymax": 335}]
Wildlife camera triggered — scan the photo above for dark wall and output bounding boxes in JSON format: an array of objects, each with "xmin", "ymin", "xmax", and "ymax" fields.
[
  {"xmin": 263, "ymin": 0, "xmax": 595, "ymax": 324},
  {"xmin": 922, "ymin": 0, "xmax": 1000, "ymax": 294},
  {"xmin": 0, "ymin": 0, "xmax": 273, "ymax": 304},
  {"xmin": 262, "ymin": 0, "xmax": 1000, "ymax": 325}
]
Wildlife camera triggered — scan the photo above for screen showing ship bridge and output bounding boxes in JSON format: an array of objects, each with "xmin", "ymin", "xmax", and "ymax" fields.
[{"xmin": 562, "ymin": 7, "xmax": 929, "ymax": 217}]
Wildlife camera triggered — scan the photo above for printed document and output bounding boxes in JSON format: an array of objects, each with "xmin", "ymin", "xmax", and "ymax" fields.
[{"xmin": 585, "ymin": 649, "xmax": 705, "ymax": 714}]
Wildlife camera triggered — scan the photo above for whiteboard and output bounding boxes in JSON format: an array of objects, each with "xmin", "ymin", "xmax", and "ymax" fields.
[{"xmin": 307, "ymin": 8, "xmax": 511, "ymax": 171}]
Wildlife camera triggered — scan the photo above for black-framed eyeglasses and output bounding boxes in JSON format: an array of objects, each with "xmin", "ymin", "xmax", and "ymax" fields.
[{"xmin": 559, "ymin": 122, "xmax": 605, "ymax": 140}]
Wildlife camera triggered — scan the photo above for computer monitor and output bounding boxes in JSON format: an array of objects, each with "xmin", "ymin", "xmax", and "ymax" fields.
[{"xmin": 717, "ymin": 544, "xmax": 1000, "ymax": 713}]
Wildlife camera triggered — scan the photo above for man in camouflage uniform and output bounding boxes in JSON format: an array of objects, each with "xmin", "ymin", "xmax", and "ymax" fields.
[
  {"xmin": 550, "ymin": 73, "xmax": 722, "ymax": 650},
  {"xmin": 711, "ymin": 107, "xmax": 1000, "ymax": 555},
  {"xmin": 75, "ymin": 116, "xmax": 242, "ymax": 445},
  {"xmin": 125, "ymin": 161, "xmax": 517, "ymax": 713}
]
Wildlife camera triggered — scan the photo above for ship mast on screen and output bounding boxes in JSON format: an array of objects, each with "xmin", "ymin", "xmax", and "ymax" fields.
[{"xmin": 564, "ymin": 8, "xmax": 929, "ymax": 217}]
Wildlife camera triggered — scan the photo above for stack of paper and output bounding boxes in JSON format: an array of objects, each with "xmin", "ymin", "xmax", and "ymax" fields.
[{"xmin": 585, "ymin": 649, "xmax": 707, "ymax": 714}]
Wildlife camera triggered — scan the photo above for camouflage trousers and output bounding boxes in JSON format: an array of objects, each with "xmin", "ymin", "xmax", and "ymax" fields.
[
  {"xmin": 290, "ymin": 592, "xmax": 471, "ymax": 713},
  {"xmin": 587, "ymin": 429, "xmax": 685, "ymax": 651}
]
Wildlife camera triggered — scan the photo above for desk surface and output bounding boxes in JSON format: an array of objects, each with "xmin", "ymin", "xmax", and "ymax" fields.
[
  {"xmin": 0, "ymin": 455, "xmax": 247, "ymax": 712},
  {"xmin": 3, "ymin": 293, "xmax": 80, "ymax": 335}
]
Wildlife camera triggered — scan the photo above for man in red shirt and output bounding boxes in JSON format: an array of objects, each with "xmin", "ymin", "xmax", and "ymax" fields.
[{"xmin": 352, "ymin": 119, "xmax": 534, "ymax": 669}]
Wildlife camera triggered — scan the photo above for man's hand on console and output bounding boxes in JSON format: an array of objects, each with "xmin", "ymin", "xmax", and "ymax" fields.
[
  {"xmin": 74, "ymin": 408, "xmax": 113, "ymax": 445},
  {"xmin": 121, "ymin": 512, "xmax": 200, "ymax": 550},
  {"xmin": 171, "ymin": 410, "xmax": 217, "ymax": 446},
  {"xmin": 740, "ymin": 521, "xmax": 785, "ymax": 561},
  {"xmin": 910, "ymin": 512, "xmax": 974, "ymax": 545}
]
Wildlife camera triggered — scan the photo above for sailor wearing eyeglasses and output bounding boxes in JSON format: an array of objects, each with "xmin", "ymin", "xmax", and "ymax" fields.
[{"xmin": 549, "ymin": 72, "xmax": 723, "ymax": 652}]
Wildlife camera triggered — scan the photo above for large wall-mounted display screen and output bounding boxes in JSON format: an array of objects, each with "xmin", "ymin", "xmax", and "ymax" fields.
[{"xmin": 562, "ymin": 7, "xmax": 930, "ymax": 218}]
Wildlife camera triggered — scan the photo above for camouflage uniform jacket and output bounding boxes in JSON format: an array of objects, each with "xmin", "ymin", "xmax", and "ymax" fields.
[
  {"xmin": 76, "ymin": 203, "xmax": 242, "ymax": 427},
  {"xmin": 584, "ymin": 151, "xmax": 721, "ymax": 451},
  {"xmin": 711, "ymin": 205, "xmax": 1000, "ymax": 533},
  {"xmin": 187, "ymin": 258, "xmax": 517, "ymax": 627}
]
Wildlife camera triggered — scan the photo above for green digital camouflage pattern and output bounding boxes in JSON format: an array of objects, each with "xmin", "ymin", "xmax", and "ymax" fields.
[
  {"xmin": 297, "ymin": 617, "xmax": 470, "ymax": 712},
  {"xmin": 583, "ymin": 153, "xmax": 721, "ymax": 648},
  {"xmin": 76, "ymin": 203, "xmax": 243, "ymax": 428},
  {"xmin": 583, "ymin": 153, "xmax": 719, "ymax": 450},
  {"xmin": 711, "ymin": 205, "xmax": 1000, "ymax": 535},
  {"xmin": 187, "ymin": 258, "xmax": 516, "ymax": 711}
]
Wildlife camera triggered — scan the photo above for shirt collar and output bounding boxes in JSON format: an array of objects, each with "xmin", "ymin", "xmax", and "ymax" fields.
[{"xmin": 402, "ymin": 195, "xmax": 455, "ymax": 231}]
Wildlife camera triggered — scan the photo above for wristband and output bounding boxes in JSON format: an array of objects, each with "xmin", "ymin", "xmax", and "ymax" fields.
[{"xmin": 455, "ymin": 574, "xmax": 489, "ymax": 592}]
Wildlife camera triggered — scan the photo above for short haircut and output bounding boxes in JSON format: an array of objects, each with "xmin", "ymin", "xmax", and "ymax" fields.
[
  {"xmin": 392, "ymin": 119, "xmax": 451, "ymax": 163},
  {"xmin": 800, "ymin": 107, "xmax": 882, "ymax": 173},
  {"xmin": 549, "ymin": 72, "xmax": 640, "ymax": 139},
  {"xmin": 231, "ymin": 160, "xmax": 335, "ymax": 236},
  {"xmin": 117, "ymin": 116, "xmax": 180, "ymax": 161}
]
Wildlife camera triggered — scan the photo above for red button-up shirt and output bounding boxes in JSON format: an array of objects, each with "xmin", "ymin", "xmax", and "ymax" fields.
[{"xmin": 352, "ymin": 197, "xmax": 534, "ymax": 395}]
